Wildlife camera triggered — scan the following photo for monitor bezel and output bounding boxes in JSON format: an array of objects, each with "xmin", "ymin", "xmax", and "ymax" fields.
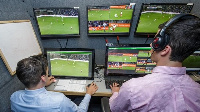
[
  {"xmin": 44, "ymin": 48, "xmax": 95, "ymax": 80},
  {"xmin": 104, "ymin": 43, "xmax": 155, "ymax": 77},
  {"xmin": 134, "ymin": 3, "xmax": 194, "ymax": 38},
  {"xmin": 33, "ymin": 7, "xmax": 81, "ymax": 39},
  {"xmin": 87, "ymin": 3, "xmax": 136, "ymax": 37}
]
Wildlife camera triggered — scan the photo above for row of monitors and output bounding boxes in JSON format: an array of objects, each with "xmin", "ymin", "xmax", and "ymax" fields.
[
  {"xmin": 44, "ymin": 44, "xmax": 200, "ymax": 80},
  {"xmin": 33, "ymin": 3, "xmax": 194, "ymax": 39}
]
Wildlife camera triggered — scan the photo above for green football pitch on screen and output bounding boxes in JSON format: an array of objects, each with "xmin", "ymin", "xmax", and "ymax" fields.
[
  {"xmin": 50, "ymin": 59, "xmax": 89, "ymax": 77},
  {"xmin": 37, "ymin": 16, "xmax": 79, "ymax": 35},
  {"xmin": 136, "ymin": 12, "xmax": 176, "ymax": 33},
  {"xmin": 88, "ymin": 9, "xmax": 133, "ymax": 21},
  {"xmin": 108, "ymin": 55, "xmax": 137, "ymax": 62},
  {"xmin": 108, "ymin": 51, "xmax": 149, "ymax": 62},
  {"xmin": 108, "ymin": 66, "xmax": 136, "ymax": 70},
  {"xmin": 88, "ymin": 8, "xmax": 133, "ymax": 33},
  {"xmin": 89, "ymin": 27, "xmax": 130, "ymax": 33}
]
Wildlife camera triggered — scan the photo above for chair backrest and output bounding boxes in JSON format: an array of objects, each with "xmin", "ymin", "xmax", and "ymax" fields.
[{"xmin": 101, "ymin": 97, "xmax": 111, "ymax": 112}]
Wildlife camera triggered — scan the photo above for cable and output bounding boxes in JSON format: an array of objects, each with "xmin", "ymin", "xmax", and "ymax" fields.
[
  {"xmin": 56, "ymin": 39, "xmax": 62, "ymax": 48},
  {"xmin": 94, "ymin": 67, "xmax": 104, "ymax": 82},
  {"xmin": 117, "ymin": 36, "xmax": 119, "ymax": 44},
  {"xmin": 94, "ymin": 70, "xmax": 104, "ymax": 82},
  {"xmin": 94, "ymin": 74, "xmax": 104, "ymax": 82},
  {"xmin": 104, "ymin": 37, "xmax": 108, "ymax": 43},
  {"xmin": 65, "ymin": 38, "xmax": 69, "ymax": 48},
  {"xmin": 144, "ymin": 35, "xmax": 149, "ymax": 44}
]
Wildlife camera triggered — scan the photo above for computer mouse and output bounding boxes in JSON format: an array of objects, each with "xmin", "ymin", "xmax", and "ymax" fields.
[{"xmin": 87, "ymin": 84, "xmax": 91, "ymax": 87}]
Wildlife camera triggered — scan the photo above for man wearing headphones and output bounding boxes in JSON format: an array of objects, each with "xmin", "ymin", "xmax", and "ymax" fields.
[
  {"xmin": 10, "ymin": 54, "xmax": 98, "ymax": 112},
  {"xmin": 109, "ymin": 14, "xmax": 200, "ymax": 111}
]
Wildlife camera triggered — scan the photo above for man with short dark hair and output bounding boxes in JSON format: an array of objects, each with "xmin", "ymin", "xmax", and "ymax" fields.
[
  {"xmin": 10, "ymin": 54, "xmax": 98, "ymax": 112},
  {"xmin": 109, "ymin": 14, "xmax": 200, "ymax": 111}
]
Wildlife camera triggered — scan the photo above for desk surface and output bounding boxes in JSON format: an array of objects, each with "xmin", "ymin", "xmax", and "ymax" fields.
[
  {"xmin": 46, "ymin": 69, "xmax": 112, "ymax": 97},
  {"xmin": 46, "ymin": 70, "xmax": 200, "ymax": 97}
]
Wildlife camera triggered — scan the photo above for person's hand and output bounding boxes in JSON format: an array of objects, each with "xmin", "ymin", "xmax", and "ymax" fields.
[
  {"xmin": 45, "ymin": 76, "xmax": 56, "ymax": 87},
  {"xmin": 86, "ymin": 82, "xmax": 98, "ymax": 96},
  {"xmin": 110, "ymin": 82, "xmax": 120, "ymax": 93}
]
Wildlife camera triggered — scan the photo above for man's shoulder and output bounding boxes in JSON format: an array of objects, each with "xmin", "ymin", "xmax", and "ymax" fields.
[
  {"xmin": 11, "ymin": 89, "xmax": 66, "ymax": 100},
  {"xmin": 10, "ymin": 90, "xmax": 25, "ymax": 102},
  {"xmin": 11, "ymin": 90, "xmax": 24, "ymax": 97}
]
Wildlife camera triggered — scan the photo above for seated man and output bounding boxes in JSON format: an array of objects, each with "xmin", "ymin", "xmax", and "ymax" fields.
[
  {"xmin": 109, "ymin": 14, "xmax": 200, "ymax": 111},
  {"xmin": 10, "ymin": 54, "xmax": 98, "ymax": 112}
]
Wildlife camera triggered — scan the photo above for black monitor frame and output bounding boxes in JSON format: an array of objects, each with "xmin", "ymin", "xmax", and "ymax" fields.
[
  {"xmin": 87, "ymin": 3, "xmax": 136, "ymax": 37},
  {"xmin": 44, "ymin": 48, "xmax": 95, "ymax": 80},
  {"xmin": 134, "ymin": 3, "xmax": 194, "ymax": 38},
  {"xmin": 33, "ymin": 7, "xmax": 81, "ymax": 39},
  {"xmin": 104, "ymin": 43, "xmax": 156, "ymax": 77}
]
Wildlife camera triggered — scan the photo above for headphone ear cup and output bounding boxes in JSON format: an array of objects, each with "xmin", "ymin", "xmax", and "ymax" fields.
[
  {"xmin": 152, "ymin": 36, "xmax": 162, "ymax": 50},
  {"xmin": 152, "ymin": 33, "xmax": 169, "ymax": 51}
]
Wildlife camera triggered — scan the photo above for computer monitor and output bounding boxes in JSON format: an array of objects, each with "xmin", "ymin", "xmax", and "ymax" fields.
[
  {"xmin": 134, "ymin": 3, "xmax": 193, "ymax": 37},
  {"xmin": 87, "ymin": 3, "xmax": 136, "ymax": 36},
  {"xmin": 33, "ymin": 7, "xmax": 80, "ymax": 39},
  {"xmin": 44, "ymin": 48, "xmax": 95, "ymax": 80},
  {"xmin": 183, "ymin": 50, "xmax": 200, "ymax": 72},
  {"xmin": 104, "ymin": 43, "xmax": 156, "ymax": 76}
]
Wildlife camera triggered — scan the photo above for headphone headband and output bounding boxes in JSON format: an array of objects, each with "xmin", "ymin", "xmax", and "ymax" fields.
[{"xmin": 152, "ymin": 13, "xmax": 198, "ymax": 51}]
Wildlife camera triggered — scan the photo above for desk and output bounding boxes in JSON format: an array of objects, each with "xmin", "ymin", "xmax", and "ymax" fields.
[
  {"xmin": 46, "ymin": 69, "xmax": 112, "ymax": 97},
  {"xmin": 46, "ymin": 70, "xmax": 200, "ymax": 97}
]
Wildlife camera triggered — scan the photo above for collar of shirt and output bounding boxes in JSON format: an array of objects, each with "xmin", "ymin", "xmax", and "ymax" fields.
[
  {"xmin": 24, "ymin": 87, "xmax": 46, "ymax": 95},
  {"xmin": 152, "ymin": 66, "xmax": 186, "ymax": 75}
]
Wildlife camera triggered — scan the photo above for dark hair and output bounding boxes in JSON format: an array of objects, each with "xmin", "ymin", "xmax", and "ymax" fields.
[
  {"xmin": 16, "ymin": 54, "xmax": 48, "ymax": 88},
  {"xmin": 165, "ymin": 17, "xmax": 200, "ymax": 62},
  {"xmin": 30, "ymin": 54, "xmax": 48, "ymax": 75}
]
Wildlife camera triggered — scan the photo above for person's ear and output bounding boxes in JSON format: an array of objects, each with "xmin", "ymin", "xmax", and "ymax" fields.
[
  {"xmin": 160, "ymin": 45, "xmax": 171, "ymax": 56},
  {"xmin": 41, "ymin": 75, "xmax": 46, "ymax": 82}
]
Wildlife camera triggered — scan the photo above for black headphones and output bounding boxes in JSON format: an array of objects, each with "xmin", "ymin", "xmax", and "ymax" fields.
[{"xmin": 152, "ymin": 13, "xmax": 198, "ymax": 51}]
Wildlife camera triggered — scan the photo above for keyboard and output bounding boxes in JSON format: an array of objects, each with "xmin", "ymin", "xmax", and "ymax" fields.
[
  {"xmin": 105, "ymin": 79, "xmax": 126, "ymax": 89},
  {"xmin": 54, "ymin": 79, "xmax": 86, "ymax": 92}
]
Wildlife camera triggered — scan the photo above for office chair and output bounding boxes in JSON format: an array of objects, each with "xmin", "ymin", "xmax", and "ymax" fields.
[{"xmin": 101, "ymin": 97, "xmax": 111, "ymax": 112}]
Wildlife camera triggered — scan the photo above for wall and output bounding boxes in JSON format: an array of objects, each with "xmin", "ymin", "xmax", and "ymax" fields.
[
  {"xmin": 0, "ymin": 0, "xmax": 199, "ymax": 111},
  {"xmin": 0, "ymin": 0, "xmax": 32, "ymax": 111}
]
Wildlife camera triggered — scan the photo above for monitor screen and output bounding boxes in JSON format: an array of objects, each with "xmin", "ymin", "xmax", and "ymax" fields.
[
  {"xmin": 134, "ymin": 3, "xmax": 193, "ymax": 37},
  {"xmin": 87, "ymin": 3, "xmax": 136, "ymax": 36},
  {"xmin": 104, "ymin": 44, "xmax": 156, "ymax": 76},
  {"xmin": 33, "ymin": 7, "xmax": 80, "ymax": 39},
  {"xmin": 183, "ymin": 51, "xmax": 200, "ymax": 71},
  {"xmin": 45, "ymin": 48, "xmax": 95, "ymax": 80}
]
